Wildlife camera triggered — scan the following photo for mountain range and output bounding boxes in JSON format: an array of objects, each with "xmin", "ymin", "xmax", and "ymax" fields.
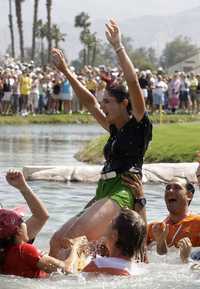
[{"xmin": 0, "ymin": 6, "xmax": 200, "ymax": 60}]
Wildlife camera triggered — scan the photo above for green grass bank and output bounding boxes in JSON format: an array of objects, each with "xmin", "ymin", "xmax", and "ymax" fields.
[
  {"xmin": 76, "ymin": 122, "xmax": 200, "ymax": 164},
  {"xmin": 0, "ymin": 113, "xmax": 200, "ymax": 125},
  {"xmin": 0, "ymin": 113, "xmax": 95, "ymax": 125}
]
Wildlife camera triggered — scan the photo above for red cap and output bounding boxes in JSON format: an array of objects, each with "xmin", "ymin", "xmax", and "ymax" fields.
[{"xmin": 0, "ymin": 208, "xmax": 25, "ymax": 239}]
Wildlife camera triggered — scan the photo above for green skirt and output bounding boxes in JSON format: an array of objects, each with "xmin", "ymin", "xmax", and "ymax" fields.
[{"xmin": 95, "ymin": 173, "xmax": 135, "ymax": 209}]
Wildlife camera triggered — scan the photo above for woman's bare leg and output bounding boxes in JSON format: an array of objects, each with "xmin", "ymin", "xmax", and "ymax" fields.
[
  {"xmin": 49, "ymin": 198, "xmax": 120, "ymax": 259},
  {"xmin": 49, "ymin": 215, "xmax": 78, "ymax": 258}
]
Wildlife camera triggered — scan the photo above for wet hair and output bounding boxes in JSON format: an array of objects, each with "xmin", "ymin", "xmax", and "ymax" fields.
[
  {"xmin": 112, "ymin": 208, "xmax": 146, "ymax": 258},
  {"xmin": 106, "ymin": 84, "xmax": 132, "ymax": 114},
  {"xmin": 0, "ymin": 235, "xmax": 16, "ymax": 272},
  {"xmin": 186, "ymin": 183, "xmax": 195, "ymax": 206},
  {"xmin": 186, "ymin": 182, "xmax": 195, "ymax": 194},
  {"xmin": 168, "ymin": 177, "xmax": 195, "ymax": 206}
]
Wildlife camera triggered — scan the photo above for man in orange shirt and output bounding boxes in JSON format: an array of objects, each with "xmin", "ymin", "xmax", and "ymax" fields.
[{"xmin": 147, "ymin": 177, "xmax": 199, "ymax": 255}]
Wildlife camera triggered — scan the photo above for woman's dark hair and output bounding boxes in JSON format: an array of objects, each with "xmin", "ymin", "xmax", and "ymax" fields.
[
  {"xmin": 106, "ymin": 84, "xmax": 132, "ymax": 114},
  {"xmin": 0, "ymin": 236, "xmax": 16, "ymax": 272},
  {"xmin": 112, "ymin": 208, "xmax": 146, "ymax": 258}
]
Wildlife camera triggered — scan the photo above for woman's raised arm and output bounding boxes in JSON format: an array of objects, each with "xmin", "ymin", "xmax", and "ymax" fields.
[
  {"xmin": 105, "ymin": 19, "xmax": 145, "ymax": 122},
  {"xmin": 51, "ymin": 48, "xmax": 108, "ymax": 130},
  {"xmin": 6, "ymin": 170, "xmax": 49, "ymax": 241}
]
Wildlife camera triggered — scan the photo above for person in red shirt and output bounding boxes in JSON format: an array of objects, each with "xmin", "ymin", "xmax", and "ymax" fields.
[{"xmin": 0, "ymin": 208, "xmax": 74, "ymax": 278}]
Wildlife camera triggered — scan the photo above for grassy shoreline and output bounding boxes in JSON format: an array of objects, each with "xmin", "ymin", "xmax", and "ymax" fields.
[
  {"xmin": 0, "ymin": 113, "xmax": 95, "ymax": 125},
  {"xmin": 76, "ymin": 122, "xmax": 200, "ymax": 164},
  {"xmin": 0, "ymin": 113, "xmax": 200, "ymax": 125},
  {"xmin": 1, "ymin": 113, "xmax": 199, "ymax": 163}
]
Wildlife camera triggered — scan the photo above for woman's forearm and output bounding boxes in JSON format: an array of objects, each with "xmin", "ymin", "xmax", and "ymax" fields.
[
  {"xmin": 20, "ymin": 184, "xmax": 49, "ymax": 240},
  {"xmin": 20, "ymin": 185, "xmax": 48, "ymax": 220},
  {"xmin": 37, "ymin": 255, "xmax": 68, "ymax": 273},
  {"xmin": 114, "ymin": 46, "xmax": 145, "ymax": 120},
  {"xmin": 52, "ymin": 48, "xmax": 98, "ymax": 111},
  {"xmin": 62, "ymin": 68, "xmax": 107, "ymax": 129},
  {"xmin": 63, "ymin": 68, "xmax": 97, "ymax": 110},
  {"xmin": 114, "ymin": 45, "xmax": 137, "ymax": 83}
]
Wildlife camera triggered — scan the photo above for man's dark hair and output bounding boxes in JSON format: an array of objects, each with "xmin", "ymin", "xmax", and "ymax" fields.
[
  {"xmin": 186, "ymin": 182, "xmax": 195, "ymax": 206},
  {"xmin": 170, "ymin": 177, "xmax": 195, "ymax": 206}
]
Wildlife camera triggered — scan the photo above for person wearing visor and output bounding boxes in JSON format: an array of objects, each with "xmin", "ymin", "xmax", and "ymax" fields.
[
  {"xmin": 0, "ymin": 170, "xmax": 77, "ymax": 278},
  {"xmin": 50, "ymin": 19, "xmax": 152, "ymax": 259},
  {"xmin": 0, "ymin": 208, "xmax": 80, "ymax": 278},
  {"xmin": 147, "ymin": 177, "xmax": 200, "ymax": 256}
]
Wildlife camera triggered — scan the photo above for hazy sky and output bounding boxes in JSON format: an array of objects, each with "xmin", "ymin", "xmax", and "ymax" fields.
[
  {"xmin": 0, "ymin": 0, "xmax": 200, "ymax": 58},
  {"xmin": 1, "ymin": 0, "xmax": 200, "ymax": 24}
]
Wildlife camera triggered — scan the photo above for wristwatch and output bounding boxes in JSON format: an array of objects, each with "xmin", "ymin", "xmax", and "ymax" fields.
[{"xmin": 134, "ymin": 197, "xmax": 146, "ymax": 208}]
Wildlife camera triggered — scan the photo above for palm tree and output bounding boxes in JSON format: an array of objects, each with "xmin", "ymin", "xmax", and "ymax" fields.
[
  {"xmin": 80, "ymin": 29, "xmax": 97, "ymax": 65},
  {"xmin": 75, "ymin": 12, "xmax": 91, "ymax": 30},
  {"xmin": 46, "ymin": 0, "xmax": 52, "ymax": 63},
  {"xmin": 51, "ymin": 24, "xmax": 66, "ymax": 48},
  {"xmin": 91, "ymin": 34, "xmax": 97, "ymax": 66},
  {"xmin": 31, "ymin": 0, "xmax": 39, "ymax": 60},
  {"xmin": 15, "ymin": 0, "xmax": 25, "ymax": 61},
  {"xmin": 8, "ymin": 0, "xmax": 15, "ymax": 58},
  {"xmin": 75, "ymin": 12, "xmax": 92, "ymax": 65},
  {"xmin": 75, "ymin": 12, "xmax": 97, "ymax": 65},
  {"xmin": 35, "ymin": 19, "xmax": 48, "ymax": 66}
]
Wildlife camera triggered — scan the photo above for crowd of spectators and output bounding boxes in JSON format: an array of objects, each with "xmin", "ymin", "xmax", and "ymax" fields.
[{"xmin": 0, "ymin": 55, "xmax": 200, "ymax": 116}]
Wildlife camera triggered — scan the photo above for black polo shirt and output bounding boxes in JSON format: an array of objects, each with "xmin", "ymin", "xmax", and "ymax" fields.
[{"xmin": 102, "ymin": 113, "xmax": 152, "ymax": 174}]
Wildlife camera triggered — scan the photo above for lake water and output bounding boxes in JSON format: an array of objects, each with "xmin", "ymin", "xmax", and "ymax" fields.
[{"xmin": 0, "ymin": 124, "xmax": 200, "ymax": 289}]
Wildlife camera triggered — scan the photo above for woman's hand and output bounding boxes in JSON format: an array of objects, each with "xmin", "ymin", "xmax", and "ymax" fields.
[
  {"xmin": 51, "ymin": 48, "xmax": 69, "ymax": 75},
  {"xmin": 122, "ymin": 173, "xmax": 147, "ymax": 223},
  {"xmin": 122, "ymin": 173, "xmax": 144, "ymax": 198},
  {"xmin": 6, "ymin": 170, "xmax": 27, "ymax": 191},
  {"xmin": 105, "ymin": 19, "xmax": 122, "ymax": 49}
]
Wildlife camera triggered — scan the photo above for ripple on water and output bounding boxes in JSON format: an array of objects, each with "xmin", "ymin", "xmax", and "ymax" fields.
[{"xmin": 1, "ymin": 262, "xmax": 200, "ymax": 289}]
